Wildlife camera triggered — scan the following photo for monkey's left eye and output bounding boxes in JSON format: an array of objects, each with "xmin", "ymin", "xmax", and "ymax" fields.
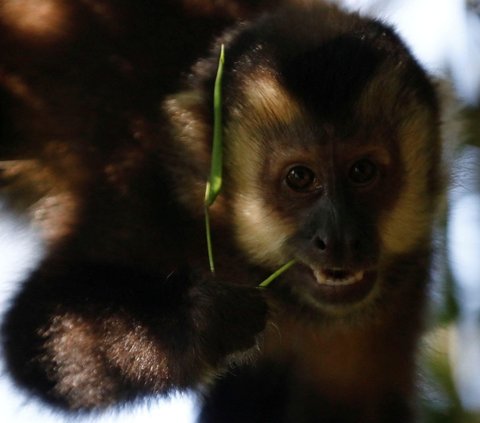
[
  {"xmin": 349, "ymin": 159, "xmax": 378, "ymax": 185},
  {"xmin": 285, "ymin": 165, "xmax": 320, "ymax": 193}
]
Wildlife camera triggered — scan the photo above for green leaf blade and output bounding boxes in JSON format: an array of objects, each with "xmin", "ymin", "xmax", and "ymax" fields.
[
  {"xmin": 205, "ymin": 44, "xmax": 225, "ymax": 273},
  {"xmin": 258, "ymin": 259, "xmax": 297, "ymax": 289}
]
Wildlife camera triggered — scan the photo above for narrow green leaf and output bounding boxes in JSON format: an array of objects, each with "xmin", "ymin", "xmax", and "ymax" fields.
[
  {"xmin": 258, "ymin": 259, "xmax": 297, "ymax": 288},
  {"xmin": 205, "ymin": 44, "xmax": 225, "ymax": 273}
]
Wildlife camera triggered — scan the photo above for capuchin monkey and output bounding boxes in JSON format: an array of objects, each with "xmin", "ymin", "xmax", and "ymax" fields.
[{"xmin": 0, "ymin": 0, "xmax": 443, "ymax": 422}]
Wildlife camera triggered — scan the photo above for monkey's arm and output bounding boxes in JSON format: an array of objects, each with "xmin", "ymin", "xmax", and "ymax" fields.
[{"xmin": 1, "ymin": 260, "xmax": 267, "ymax": 410}]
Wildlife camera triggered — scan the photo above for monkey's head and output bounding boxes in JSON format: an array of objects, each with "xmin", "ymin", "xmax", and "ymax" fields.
[{"xmin": 166, "ymin": 4, "xmax": 442, "ymax": 318}]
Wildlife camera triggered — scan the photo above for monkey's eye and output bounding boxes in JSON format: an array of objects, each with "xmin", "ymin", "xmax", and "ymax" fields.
[
  {"xmin": 349, "ymin": 159, "xmax": 378, "ymax": 186},
  {"xmin": 285, "ymin": 165, "xmax": 319, "ymax": 193}
]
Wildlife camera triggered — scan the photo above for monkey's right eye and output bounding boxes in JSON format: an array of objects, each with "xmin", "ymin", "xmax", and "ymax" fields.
[{"xmin": 285, "ymin": 166, "xmax": 319, "ymax": 193}]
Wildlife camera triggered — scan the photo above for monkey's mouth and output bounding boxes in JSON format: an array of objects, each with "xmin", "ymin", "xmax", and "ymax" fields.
[
  {"xmin": 308, "ymin": 267, "xmax": 377, "ymax": 304},
  {"xmin": 313, "ymin": 268, "xmax": 365, "ymax": 286}
]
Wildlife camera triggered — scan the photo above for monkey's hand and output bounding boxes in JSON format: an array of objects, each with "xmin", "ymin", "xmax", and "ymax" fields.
[
  {"xmin": 1, "ymin": 261, "xmax": 267, "ymax": 411},
  {"xmin": 189, "ymin": 276, "xmax": 268, "ymax": 363}
]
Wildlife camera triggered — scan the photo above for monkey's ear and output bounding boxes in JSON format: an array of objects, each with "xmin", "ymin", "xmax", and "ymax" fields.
[
  {"xmin": 162, "ymin": 90, "xmax": 214, "ymax": 211},
  {"xmin": 164, "ymin": 90, "xmax": 212, "ymax": 163}
]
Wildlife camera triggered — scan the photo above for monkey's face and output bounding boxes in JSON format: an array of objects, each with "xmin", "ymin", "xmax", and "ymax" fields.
[
  {"xmin": 222, "ymin": 28, "xmax": 440, "ymax": 316},
  {"xmin": 167, "ymin": 9, "xmax": 441, "ymax": 317}
]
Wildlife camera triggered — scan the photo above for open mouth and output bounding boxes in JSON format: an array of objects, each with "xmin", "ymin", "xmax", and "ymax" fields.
[
  {"xmin": 313, "ymin": 268, "xmax": 365, "ymax": 286},
  {"xmin": 309, "ymin": 267, "xmax": 377, "ymax": 304}
]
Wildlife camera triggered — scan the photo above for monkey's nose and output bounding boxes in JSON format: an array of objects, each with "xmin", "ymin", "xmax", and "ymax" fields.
[{"xmin": 312, "ymin": 235, "xmax": 364, "ymax": 266}]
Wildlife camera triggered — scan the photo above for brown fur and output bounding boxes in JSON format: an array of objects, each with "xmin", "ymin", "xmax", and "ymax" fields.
[{"xmin": 1, "ymin": 1, "xmax": 443, "ymax": 421}]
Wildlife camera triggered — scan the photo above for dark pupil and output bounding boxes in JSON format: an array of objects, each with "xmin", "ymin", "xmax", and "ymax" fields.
[
  {"xmin": 349, "ymin": 159, "xmax": 377, "ymax": 184},
  {"xmin": 286, "ymin": 166, "xmax": 315, "ymax": 191}
]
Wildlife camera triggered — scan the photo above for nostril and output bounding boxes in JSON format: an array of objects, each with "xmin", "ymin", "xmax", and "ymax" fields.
[
  {"xmin": 351, "ymin": 239, "xmax": 362, "ymax": 252},
  {"xmin": 314, "ymin": 237, "xmax": 327, "ymax": 251}
]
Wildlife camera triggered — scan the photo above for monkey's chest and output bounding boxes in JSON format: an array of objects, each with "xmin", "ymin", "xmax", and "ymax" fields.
[{"xmin": 262, "ymin": 317, "xmax": 414, "ymax": 410}]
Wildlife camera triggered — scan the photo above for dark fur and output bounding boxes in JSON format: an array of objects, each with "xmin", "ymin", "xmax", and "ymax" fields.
[
  {"xmin": 0, "ymin": 1, "xmax": 442, "ymax": 421},
  {"xmin": 0, "ymin": 0, "xmax": 273, "ymax": 411}
]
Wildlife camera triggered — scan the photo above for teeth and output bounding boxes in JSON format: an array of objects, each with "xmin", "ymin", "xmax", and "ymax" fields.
[{"xmin": 313, "ymin": 270, "xmax": 365, "ymax": 286}]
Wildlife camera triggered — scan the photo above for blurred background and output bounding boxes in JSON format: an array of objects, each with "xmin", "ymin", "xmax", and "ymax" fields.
[{"xmin": 0, "ymin": 0, "xmax": 479, "ymax": 421}]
